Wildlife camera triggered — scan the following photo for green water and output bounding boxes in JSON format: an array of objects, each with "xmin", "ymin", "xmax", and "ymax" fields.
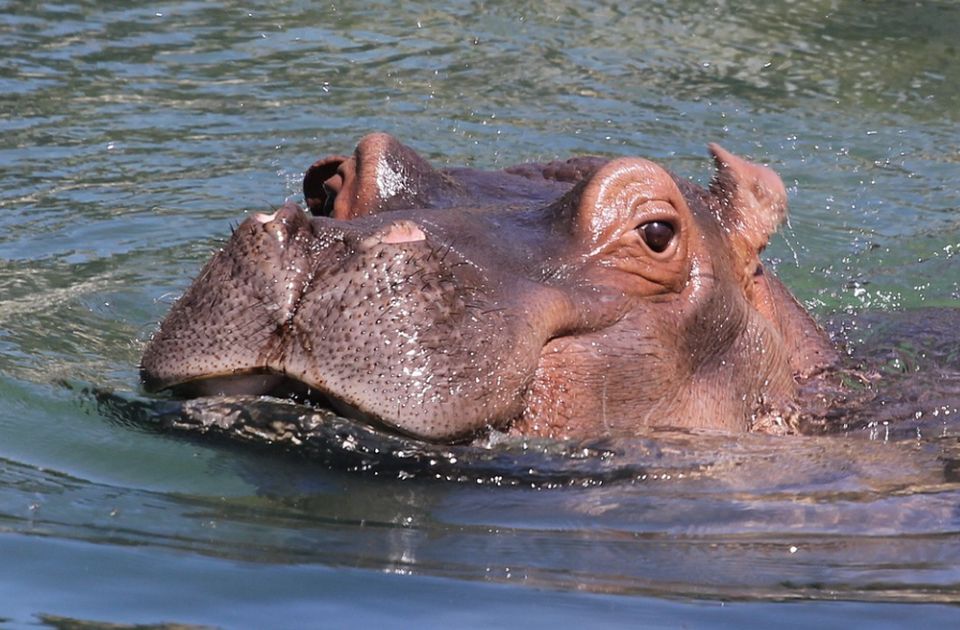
[{"xmin": 1, "ymin": 1, "xmax": 959, "ymax": 627}]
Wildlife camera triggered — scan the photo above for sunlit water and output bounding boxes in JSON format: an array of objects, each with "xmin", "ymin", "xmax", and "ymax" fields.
[{"xmin": 1, "ymin": 1, "xmax": 959, "ymax": 627}]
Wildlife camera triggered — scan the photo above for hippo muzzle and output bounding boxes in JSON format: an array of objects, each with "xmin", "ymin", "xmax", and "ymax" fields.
[{"xmin": 141, "ymin": 200, "xmax": 595, "ymax": 440}]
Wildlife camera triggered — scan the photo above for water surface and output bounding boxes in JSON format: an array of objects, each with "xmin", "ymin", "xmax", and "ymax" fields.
[{"xmin": 1, "ymin": 1, "xmax": 959, "ymax": 627}]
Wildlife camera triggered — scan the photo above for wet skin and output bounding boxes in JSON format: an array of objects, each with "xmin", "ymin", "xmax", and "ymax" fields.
[{"xmin": 141, "ymin": 133, "xmax": 837, "ymax": 442}]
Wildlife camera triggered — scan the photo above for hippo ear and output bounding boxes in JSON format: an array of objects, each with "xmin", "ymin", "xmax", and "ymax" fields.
[
  {"xmin": 708, "ymin": 143, "xmax": 788, "ymax": 267},
  {"xmin": 707, "ymin": 146, "xmax": 836, "ymax": 376},
  {"xmin": 303, "ymin": 133, "xmax": 451, "ymax": 220}
]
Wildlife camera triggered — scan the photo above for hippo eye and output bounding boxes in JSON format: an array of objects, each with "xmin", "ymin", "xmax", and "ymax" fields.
[{"xmin": 638, "ymin": 221, "xmax": 676, "ymax": 253}]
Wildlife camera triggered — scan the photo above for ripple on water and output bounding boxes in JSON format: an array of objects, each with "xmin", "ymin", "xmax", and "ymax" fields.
[{"xmin": 0, "ymin": 0, "xmax": 959, "ymax": 622}]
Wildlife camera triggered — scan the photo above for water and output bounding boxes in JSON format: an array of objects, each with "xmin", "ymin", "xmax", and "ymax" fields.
[{"xmin": 1, "ymin": 0, "xmax": 959, "ymax": 626}]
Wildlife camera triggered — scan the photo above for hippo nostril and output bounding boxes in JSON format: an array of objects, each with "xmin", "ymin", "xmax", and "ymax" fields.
[
  {"xmin": 360, "ymin": 220, "xmax": 427, "ymax": 249},
  {"xmin": 251, "ymin": 203, "xmax": 309, "ymax": 244},
  {"xmin": 381, "ymin": 220, "xmax": 426, "ymax": 244}
]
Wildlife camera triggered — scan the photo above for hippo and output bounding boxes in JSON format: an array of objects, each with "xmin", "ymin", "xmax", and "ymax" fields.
[{"xmin": 140, "ymin": 133, "xmax": 839, "ymax": 443}]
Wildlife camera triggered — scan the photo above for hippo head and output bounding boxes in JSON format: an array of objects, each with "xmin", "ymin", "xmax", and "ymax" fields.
[{"xmin": 141, "ymin": 133, "xmax": 835, "ymax": 441}]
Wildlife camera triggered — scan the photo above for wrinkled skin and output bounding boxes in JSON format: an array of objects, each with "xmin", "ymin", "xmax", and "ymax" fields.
[{"xmin": 141, "ymin": 133, "xmax": 837, "ymax": 442}]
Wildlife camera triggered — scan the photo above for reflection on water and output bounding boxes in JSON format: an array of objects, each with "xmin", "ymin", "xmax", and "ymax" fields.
[
  {"xmin": 1, "ymin": 0, "xmax": 959, "ymax": 626},
  {"xmin": 8, "ymin": 396, "xmax": 960, "ymax": 603},
  {"xmin": 0, "ymin": 381, "xmax": 955, "ymax": 621}
]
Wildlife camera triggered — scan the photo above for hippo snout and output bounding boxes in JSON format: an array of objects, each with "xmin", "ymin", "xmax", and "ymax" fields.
[{"xmin": 142, "ymin": 201, "xmax": 563, "ymax": 440}]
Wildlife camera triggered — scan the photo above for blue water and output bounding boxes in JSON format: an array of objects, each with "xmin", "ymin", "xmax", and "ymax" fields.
[{"xmin": 1, "ymin": 1, "xmax": 959, "ymax": 627}]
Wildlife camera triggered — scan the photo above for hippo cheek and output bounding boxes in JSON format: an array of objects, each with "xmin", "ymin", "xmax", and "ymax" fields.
[{"xmin": 255, "ymin": 223, "xmax": 587, "ymax": 441}]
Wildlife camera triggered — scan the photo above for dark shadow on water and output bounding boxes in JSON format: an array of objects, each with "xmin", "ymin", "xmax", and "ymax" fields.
[
  {"xmin": 94, "ymin": 388, "xmax": 680, "ymax": 488},
  {"xmin": 88, "ymin": 308, "xmax": 960, "ymax": 489},
  {"xmin": 35, "ymin": 613, "xmax": 213, "ymax": 630}
]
